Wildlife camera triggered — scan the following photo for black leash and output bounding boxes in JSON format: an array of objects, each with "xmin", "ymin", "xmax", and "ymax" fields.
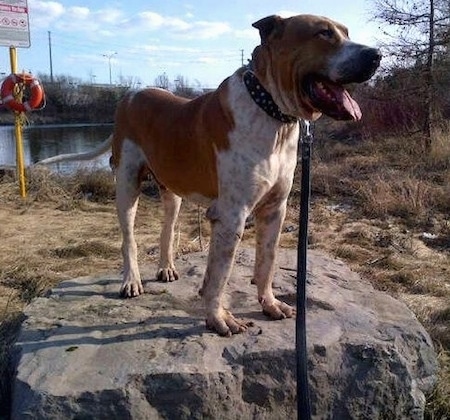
[{"xmin": 296, "ymin": 120, "xmax": 313, "ymax": 420}]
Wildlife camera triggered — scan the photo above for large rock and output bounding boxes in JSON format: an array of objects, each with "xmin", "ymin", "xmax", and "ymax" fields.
[{"xmin": 10, "ymin": 248, "xmax": 438, "ymax": 419}]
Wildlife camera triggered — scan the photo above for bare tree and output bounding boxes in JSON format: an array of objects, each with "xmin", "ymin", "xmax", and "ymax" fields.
[
  {"xmin": 173, "ymin": 75, "xmax": 196, "ymax": 98},
  {"xmin": 117, "ymin": 74, "xmax": 142, "ymax": 89},
  {"xmin": 373, "ymin": 0, "xmax": 450, "ymax": 151},
  {"xmin": 154, "ymin": 73, "xmax": 169, "ymax": 90}
]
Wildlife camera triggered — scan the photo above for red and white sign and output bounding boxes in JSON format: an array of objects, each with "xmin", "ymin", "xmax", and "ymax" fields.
[{"xmin": 0, "ymin": 0, "xmax": 30, "ymax": 47}]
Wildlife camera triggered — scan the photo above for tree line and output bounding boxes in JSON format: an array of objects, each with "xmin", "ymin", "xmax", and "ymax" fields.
[{"xmin": 0, "ymin": 73, "xmax": 205, "ymax": 125}]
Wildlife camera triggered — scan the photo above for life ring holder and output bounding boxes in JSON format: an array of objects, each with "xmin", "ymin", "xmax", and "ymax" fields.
[{"xmin": 0, "ymin": 73, "xmax": 45, "ymax": 113}]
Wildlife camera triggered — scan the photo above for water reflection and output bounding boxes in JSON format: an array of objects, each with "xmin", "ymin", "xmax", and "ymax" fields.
[{"xmin": 0, "ymin": 124, "xmax": 113, "ymax": 173}]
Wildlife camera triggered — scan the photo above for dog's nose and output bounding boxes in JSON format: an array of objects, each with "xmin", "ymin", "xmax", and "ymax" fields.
[
  {"xmin": 344, "ymin": 46, "xmax": 382, "ymax": 84},
  {"xmin": 362, "ymin": 47, "xmax": 382, "ymax": 68}
]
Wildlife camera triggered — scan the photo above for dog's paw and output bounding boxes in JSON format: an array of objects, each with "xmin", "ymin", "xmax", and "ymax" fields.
[
  {"xmin": 156, "ymin": 267, "xmax": 179, "ymax": 282},
  {"xmin": 119, "ymin": 280, "xmax": 144, "ymax": 298},
  {"xmin": 206, "ymin": 309, "xmax": 253, "ymax": 337},
  {"xmin": 261, "ymin": 299, "xmax": 295, "ymax": 320}
]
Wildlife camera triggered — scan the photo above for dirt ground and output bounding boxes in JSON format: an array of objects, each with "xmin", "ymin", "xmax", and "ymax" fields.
[{"xmin": 0, "ymin": 168, "xmax": 449, "ymax": 418}]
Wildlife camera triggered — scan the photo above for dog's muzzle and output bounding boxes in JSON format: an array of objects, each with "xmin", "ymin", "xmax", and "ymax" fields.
[{"xmin": 302, "ymin": 45, "xmax": 381, "ymax": 121}]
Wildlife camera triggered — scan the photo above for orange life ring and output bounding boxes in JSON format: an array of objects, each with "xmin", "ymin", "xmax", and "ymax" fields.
[{"xmin": 0, "ymin": 73, "xmax": 44, "ymax": 112}]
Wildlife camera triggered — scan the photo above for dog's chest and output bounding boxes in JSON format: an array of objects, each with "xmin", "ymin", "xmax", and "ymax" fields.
[
  {"xmin": 226, "ymin": 126, "xmax": 297, "ymax": 174},
  {"xmin": 219, "ymin": 74, "xmax": 299, "ymax": 189}
]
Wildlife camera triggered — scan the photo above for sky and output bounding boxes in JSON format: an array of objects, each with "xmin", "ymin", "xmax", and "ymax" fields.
[{"xmin": 1, "ymin": 0, "xmax": 381, "ymax": 89}]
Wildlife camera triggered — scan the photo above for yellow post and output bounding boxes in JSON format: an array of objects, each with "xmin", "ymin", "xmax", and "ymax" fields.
[{"xmin": 9, "ymin": 46, "xmax": 27, "ymax": 198}]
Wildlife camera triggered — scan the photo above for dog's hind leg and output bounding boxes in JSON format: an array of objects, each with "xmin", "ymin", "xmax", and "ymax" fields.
[
  {"xmin": 116, "ymin": 139, "xmax": 146, "ymax": 298},
  {"xmin": 157, "ymin": 188, "xmax": 182, "ymax": 282}
]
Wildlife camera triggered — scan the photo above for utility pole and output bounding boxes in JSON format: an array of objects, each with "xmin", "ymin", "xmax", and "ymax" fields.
[
  {"xmin": 240, "ymin": 49, "xmax": 244, "ymax": 67},
  {"xmin": 48, "ymin": 31, "xmax": 54, "ymax": 83},
  {"xmin": 103, "ymin": 52, "xmax": 117, "ymax": 85}
]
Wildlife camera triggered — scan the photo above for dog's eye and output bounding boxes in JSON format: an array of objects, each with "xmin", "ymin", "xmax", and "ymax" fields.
[{"xmin": 317, "ymin": 29, "xmax": 334, "ymax": 39}]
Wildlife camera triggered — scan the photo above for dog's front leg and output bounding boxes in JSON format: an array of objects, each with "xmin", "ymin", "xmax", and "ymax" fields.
[
  {"xmin": 254, "ymin": 200, "xmax": 295, "ymax": 319},
  {"xmin": 201, "ymin": 205, "xmax": 251, "ymax": 336}
]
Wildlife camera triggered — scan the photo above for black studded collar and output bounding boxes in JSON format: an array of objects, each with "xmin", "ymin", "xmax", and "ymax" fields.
[{"xmin": 243, "ymin": 70, "xmax": 298, "ymax": 124}]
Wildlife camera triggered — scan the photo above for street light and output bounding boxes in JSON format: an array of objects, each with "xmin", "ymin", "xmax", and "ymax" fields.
[{"xmin": 102, "ymin": 52, "xmax": 117, "ymax": 85}]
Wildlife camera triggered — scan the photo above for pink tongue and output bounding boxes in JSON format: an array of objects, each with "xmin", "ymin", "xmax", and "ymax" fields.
[
  {"xmin": 342, "ymin": 89, "xmax": 362, "ymax": 121},
  {"xmin": 313, "ymin": 79, "xmax": 363, "ymax": 121}
]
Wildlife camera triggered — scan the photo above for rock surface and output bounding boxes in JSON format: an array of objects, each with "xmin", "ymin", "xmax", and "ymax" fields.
[{"xmin": 10, "ymin": 248, "xmax": 438, "ymax": 419}]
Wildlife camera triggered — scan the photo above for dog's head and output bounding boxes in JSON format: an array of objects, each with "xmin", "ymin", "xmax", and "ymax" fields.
[{"xmin": 251, "ymin": 14, "xmax": 381, "ymax": 121}]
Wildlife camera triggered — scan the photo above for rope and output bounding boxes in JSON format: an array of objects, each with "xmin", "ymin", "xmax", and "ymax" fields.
[{"xmin": 14, "ymin": 75, "xmax": 46, "ymax": 111}]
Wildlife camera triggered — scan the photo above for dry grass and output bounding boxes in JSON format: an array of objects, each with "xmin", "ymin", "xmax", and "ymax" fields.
[
  {"xmin": 426, "ymin": 349, "xmax": 450, "ymax": 420},
  {"xmin": 0, "ymin": 130, "xmax": 449, "ymax": 418},
  {"xmin": 355, "ymin": 174, "xmax": 434, "ymax": 219},
  {"xmin": 428, "ymin": 123, "xmax": 450, "ymax": 170}
]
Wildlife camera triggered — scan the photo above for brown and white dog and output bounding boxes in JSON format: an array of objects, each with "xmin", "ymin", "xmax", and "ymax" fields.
[{"xmin": 38, "ymin": 14, "xmax": 381, "ymax": 336}]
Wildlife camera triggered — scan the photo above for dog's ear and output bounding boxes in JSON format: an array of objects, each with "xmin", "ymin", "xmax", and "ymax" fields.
[{"xmin": 252, "ymin": 15, "xmax": 283, "ymax": 43}]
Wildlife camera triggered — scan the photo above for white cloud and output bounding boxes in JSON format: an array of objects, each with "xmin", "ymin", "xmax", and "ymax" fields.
[
  {"xmin": 29, "ymin": 1, "xmax": 232, "ymax": 43},
  {"xmin": 68, "ymin": 6, "xmax": 89, "ymax": 20},
  {"xmin": 33, "ymin": 4, "xmax": 120, "ymax": 36},
  {"xmin": 126, "ymin": 12, "xmax": 230, "ymax": 40},
  {"xmin": 29, "ymin": 1, "xmax": 236, "ymax": 44},
  {"xmin": 182, "ymin": 21, "xmax": 230, "ymax": 39},
  {"xmin": 165, "ymin": 17, "xmax": 191, "ymax": 32},
  {"xmin": 97, "ymin": 8, "xmax": 123, "ymax": 24},
  {"xmin": 29, "ymin": 0, "xmax": 65, "ymax": 28},
  {"xmin": 137, "ymin": 11, "xmax": 165, "ymax": 29}
]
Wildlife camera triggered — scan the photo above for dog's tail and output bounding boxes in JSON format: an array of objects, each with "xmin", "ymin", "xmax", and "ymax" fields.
[{"xmin": 35, "ymin": 135, "xmax": 113, "ymax": 166}]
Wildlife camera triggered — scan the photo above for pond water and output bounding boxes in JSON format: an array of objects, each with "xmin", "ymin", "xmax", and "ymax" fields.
[{"xmin": 0, "ymin": 124, "xmax": 113, "ymax": 173}]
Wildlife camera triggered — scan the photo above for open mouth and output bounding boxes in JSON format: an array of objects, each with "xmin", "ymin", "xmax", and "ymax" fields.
[{"xmin": 303, "ymin": 75, "xmax": 362, "ymax": 121}]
